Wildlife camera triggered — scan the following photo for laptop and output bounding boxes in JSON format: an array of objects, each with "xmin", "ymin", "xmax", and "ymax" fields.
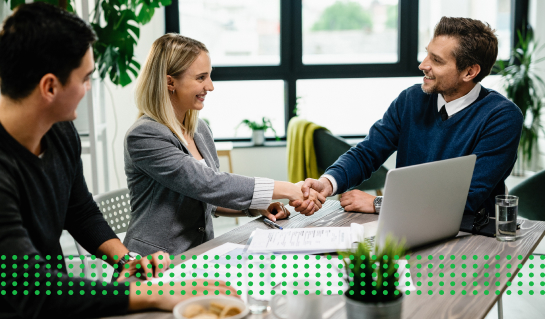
[{"xmin": 368, "ymin": 155, "xmax": 476, "ymax": 250}]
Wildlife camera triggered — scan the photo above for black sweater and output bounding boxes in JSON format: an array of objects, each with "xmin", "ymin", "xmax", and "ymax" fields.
[{"xmin": 0, "ymin": 121, "xmax": 129, "ymax": 318}]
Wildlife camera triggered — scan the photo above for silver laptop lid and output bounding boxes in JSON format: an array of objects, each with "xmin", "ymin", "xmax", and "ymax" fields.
[{"xmin": 376, "ymin": 155, "xmax": 476, "ymax": 250}]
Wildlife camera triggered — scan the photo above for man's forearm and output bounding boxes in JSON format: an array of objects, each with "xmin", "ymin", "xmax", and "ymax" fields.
[{"xmin": 96, "ymin": 238, "xmax": 130, "ymax": 266}]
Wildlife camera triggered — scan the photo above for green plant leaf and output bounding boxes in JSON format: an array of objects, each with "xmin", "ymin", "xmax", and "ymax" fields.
[{"xmin": 9, "ymin": 0, "xmax": 24, "ymax": 10}]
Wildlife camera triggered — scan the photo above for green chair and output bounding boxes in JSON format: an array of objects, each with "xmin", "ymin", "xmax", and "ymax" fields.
[
  {"xmin": 509, "ymin": 170, "xmax": 545, "ymax": 221},
  {"xmin": 313, "ymin": 129, "xmax": 388, "ymax": 195}
]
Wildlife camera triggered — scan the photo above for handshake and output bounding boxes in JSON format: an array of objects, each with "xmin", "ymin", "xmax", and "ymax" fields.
[
  {"xmin": 287, "ymin": 177, "xmax": 335, "ymax": 216},
  {"xmin": 279, "ymin": 176, "xmax": 377, "ymax": 216}
]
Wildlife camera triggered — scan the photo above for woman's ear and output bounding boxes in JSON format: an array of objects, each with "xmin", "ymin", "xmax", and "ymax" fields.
[{"xmin": 166, "ymin": 75, "xmax": 176, "ymax": 91}]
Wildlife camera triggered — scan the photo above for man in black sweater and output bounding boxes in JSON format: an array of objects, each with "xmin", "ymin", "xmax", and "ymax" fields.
[{"xmin": 0, "ymin": 3, "xmax": 235, "ymax": 318}]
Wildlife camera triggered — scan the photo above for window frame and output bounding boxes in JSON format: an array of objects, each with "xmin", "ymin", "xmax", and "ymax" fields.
[{"xmin": 165, "ymin": 0, "xmax": 529, "ymax": 142}]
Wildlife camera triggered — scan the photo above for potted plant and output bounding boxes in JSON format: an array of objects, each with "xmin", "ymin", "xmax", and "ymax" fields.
[
  {"xmin": 235, "ymin": 117, "xmax": 279, "ymax": 146},
  {"xmin": 339, "ymin": 235, "xmax": 407, "ymax": 319},
  {"xmin": 495, "ymin": 29, "xmax": 544, "ymax": 175}
]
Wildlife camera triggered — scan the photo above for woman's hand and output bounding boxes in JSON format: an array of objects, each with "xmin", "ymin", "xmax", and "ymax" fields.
[
  {"xmin": 289, "ymin": 182, "xmax": 326, "ymax": 216},
  {"xmin": 258, "ymin": 202, "xmax": 291, "ymax": 221}
]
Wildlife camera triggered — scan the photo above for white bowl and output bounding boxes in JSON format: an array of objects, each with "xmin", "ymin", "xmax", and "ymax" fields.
[{"xmin": 173, "ymin": 295, "xmax": 249, "ymax": 319}]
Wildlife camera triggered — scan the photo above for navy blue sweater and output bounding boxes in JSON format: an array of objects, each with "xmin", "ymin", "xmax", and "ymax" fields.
[{"xmin": 326, "ymin": 84, "xmax": 523, "ymax": 217}]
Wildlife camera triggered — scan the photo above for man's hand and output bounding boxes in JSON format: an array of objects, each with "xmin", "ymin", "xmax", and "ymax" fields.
[
  {"xmin": 128, "ymin": 279, "xmax": 238, "ymax": 312},
  {"xmin": 302, "ymin": 177, "xmax": 333, "ymax": 199},
  {"xmin": 118, "ymin": 251, "xmax": 170, "ymax": 280},
  {"xmin": 289, "ymin": 178, "xmax": 331, "ymax": 214},
  {"xmin": 340, "ymin": 189, "xmax": 376, "ymax": 213},
  {"xmin": 288, "ymin": 181, "xmax": 326, "ymax": 216},
  {"xmin": 259, "ymin": 202, "xmax": 291, "ymax": 221}
]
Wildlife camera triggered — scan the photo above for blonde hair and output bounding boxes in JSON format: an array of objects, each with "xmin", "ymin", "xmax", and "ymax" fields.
[{"xmin": 135, "ymin": 33, "xmax": 209, "ymax": 145}]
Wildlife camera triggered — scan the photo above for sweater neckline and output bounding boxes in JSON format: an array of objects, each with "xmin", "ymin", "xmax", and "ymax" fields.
[
  {"xmin": 434, "ymin": 86, "xmax": 490, "ymax": 127},
  {"xmin": 0, "ymin": 122, "xmax": 47, "ymax": 167}
]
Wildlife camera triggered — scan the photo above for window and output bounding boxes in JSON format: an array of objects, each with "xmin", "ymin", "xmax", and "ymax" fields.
[
  {"xmin": 302, "ymin": 0, "xmax": 399, "ymax": 64},
  {"xmin": 418, "ymin": 0, "xmax": 512, "ymax": 61},
  {"xmin": 166, "ymin": 0, "xmax": 528, "ymax": 140},
  {"xmin": 178, "ymin": 0, "xmax": 281, "ymax": 66},
  {"xmin": 198, "ymin": 80, "xmax": 285, "ymax": 139}
]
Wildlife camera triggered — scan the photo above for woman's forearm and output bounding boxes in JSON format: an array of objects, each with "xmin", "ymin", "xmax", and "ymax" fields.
[
  {"xmin": 215, "ymin": 207, "xmax": 263, "ymax": 217},
  {"xmin": 214, "ymin": 206, "xmax": 246, "ymax": 217},
  {"xmin": 272, "ymin": 181, "xmax": 303, "ymax": 202}
]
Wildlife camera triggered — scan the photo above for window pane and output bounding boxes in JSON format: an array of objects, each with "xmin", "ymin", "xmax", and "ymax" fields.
[
  {"xmin": 199, "ymin": 80, "xmax": 285, "ymax": 139},
  {"xmin": 418, "ymin": 0, "xmax": 511, "ymax": 61},
  {"xmin": 296, "ymin": 75, "xmax": 505, "ymax": 136},
  {"xmin": 179, "ymin": 0, "xmax": 280, "ymax": 66},
  {"xmin": 296, "ymin": 78, "xmax": 420, "ymax": 135},
  {"xmin": 302, "ymin": 0, "xmax": 399, "ymax": 65}
]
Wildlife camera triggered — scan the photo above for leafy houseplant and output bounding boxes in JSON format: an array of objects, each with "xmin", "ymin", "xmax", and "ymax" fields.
[
  {"xmin": 236, "ymin": 117, "xmax": 279, "ymax": 146},
  {"xmin": 5, "ymin": 0, "xmax": 171, "ymax": 87},
  {"xmin": 495, "ymin": 29, "xmax": 544, "ymax": 173},
  {"xmin": 339, "ymin": 235, "xmax": 406, "ymax": 319}
]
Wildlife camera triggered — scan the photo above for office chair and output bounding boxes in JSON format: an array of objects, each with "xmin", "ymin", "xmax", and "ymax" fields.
[
  {"xmin": 313, "ymin": 129, "xmax": 388, "ymax": 195},
  {"xmin": 75, "ymin": 188, "xmax": 131, "ymax": 279},
  {"xmin": 509, "ymin": 170, "xmax": 545, "ymax": 221}
]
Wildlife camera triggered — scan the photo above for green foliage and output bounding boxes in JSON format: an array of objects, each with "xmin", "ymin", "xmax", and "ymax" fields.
[
  {"xmin": 312, "ymin": 1, "xmax": 372, "ymax": 31},
  {"xmin": 339, "ymin": 235, "xmax": 406, "ymax": 303},
  {"xmin": 495, "ymin": 30, "xmax": 545, "ymax": 165},
  {"xmin": 6, "ymin": 0, "xmax": 171, "ymax": 87},
  {"xmin": 385, "ymin": 5, "xmax": 397, "ymax": 29},
  {"xmin": 91, "ymin": 0, "xmax": 171, "ymax": 86},
  {"xmin": 236, "ymin": 117, "xmax": 279, "ymax": 140}
]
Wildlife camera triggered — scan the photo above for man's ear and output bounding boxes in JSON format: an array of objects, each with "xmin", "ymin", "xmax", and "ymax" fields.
[
  {"xmin": 39, "ymin": 73, "xmax": 59, "ymax": 103},
  {"xmin": 463, "ymin": 64, "xmax": 481, "ymax": 82}
]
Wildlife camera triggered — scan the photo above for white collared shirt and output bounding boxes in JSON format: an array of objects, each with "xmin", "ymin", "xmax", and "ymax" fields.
[{"xmin": 437, "ymin": 83, "xmax": 482, "ymax": 119}]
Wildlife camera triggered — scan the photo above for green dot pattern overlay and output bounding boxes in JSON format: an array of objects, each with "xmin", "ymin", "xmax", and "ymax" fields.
[{"xmin": 1, "ymin": 254, "xmax": 543, "ymax": 299}]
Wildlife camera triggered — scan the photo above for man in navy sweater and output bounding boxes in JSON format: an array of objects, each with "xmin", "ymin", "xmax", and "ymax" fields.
[
  {"xmin": 0, "ymin": 3, "xmax": 234, "ymax": 318},
  {"xmin": 293, "ymin": 17, "xmax": 523, "ymax": 225}
]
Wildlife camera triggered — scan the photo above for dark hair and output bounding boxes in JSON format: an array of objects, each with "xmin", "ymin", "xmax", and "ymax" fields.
[
  {"xmin": 0, "ymin": 2, "xmax": 97, "ymax": 100},
  {"xmin": 433, "ymin": 16, "xmax": 498, "ymax": 83}
]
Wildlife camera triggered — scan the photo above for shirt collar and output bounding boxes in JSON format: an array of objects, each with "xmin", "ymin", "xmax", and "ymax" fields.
[{"xmin": 437, "ymin": 83, "xmax": 482, "ymax": 117}]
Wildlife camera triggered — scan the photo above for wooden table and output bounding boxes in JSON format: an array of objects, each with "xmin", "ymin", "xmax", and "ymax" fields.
[{"xmin": 105, "ymin": 201, "xmax": 544, "ymax": 319}]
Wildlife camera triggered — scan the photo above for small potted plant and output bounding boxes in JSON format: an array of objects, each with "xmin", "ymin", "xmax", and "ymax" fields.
[
  {"xmin": 235, "ymin": 117, "xmax": 279, "ymax": 146},
  {"xmin": 339, "ymin": 235, "xmax": 407, "ymax": 319}
]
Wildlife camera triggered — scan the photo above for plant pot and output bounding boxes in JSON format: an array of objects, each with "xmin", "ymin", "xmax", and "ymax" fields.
[
  {"xmin": 344, "ymin": 292, "xmax": 404, "ymax": 319},
  {"xmin": 252, "ymin": 129, "xmax": 265, "ymax": 146}
]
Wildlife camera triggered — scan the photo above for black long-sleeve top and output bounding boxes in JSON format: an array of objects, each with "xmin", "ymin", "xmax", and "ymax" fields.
[{"xmin": 0, "ymin": 121, "xmax": 129, "ymax": 318}]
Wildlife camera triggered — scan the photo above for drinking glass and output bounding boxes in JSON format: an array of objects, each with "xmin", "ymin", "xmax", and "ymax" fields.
[{"xmin": 495, "ymin": 195, "xmax": 518, "ymax": 242}]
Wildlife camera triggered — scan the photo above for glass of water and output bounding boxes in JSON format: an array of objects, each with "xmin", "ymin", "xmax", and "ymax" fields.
[{"xmin": 495, "ymin": 195, "xmax": 518, "ymax": 242}]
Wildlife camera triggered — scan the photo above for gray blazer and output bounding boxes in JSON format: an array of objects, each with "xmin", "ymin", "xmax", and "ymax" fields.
[{"xmin": 123, "ymin": 116, "xmax": 255, "ymax": 256}]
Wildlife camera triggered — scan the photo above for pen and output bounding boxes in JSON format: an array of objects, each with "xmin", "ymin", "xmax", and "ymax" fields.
[{"xmin": 263, "ymin": 218, "xmax": 283, "ymax": 230}]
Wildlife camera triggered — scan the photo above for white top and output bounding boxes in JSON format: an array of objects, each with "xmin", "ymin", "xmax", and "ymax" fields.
[{"xmin": 437, "ymin": 83, "xmax": 482, "ymax": 119}]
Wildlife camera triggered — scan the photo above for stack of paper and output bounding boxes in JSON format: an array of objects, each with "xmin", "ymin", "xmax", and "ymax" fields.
[{"xmin": 247, "ymin": 222, "xmax": 378, "ymax": 254}]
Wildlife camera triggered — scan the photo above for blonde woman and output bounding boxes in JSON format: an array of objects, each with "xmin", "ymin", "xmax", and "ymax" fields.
[{"xmin": 123, "ymin": 34, "xmax": 324, "ymax": 256}]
